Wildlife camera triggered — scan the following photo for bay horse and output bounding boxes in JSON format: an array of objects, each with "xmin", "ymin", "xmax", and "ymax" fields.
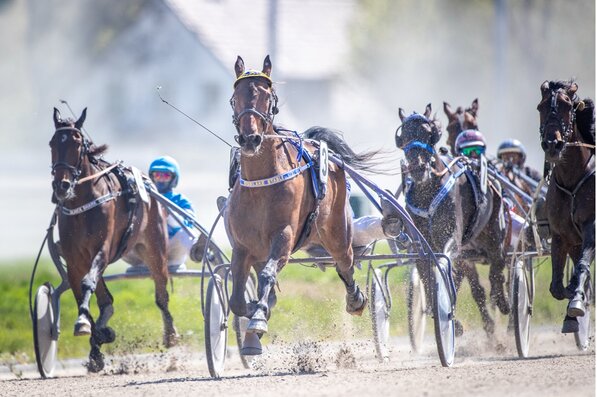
[
  {"xmin": 444, "ymin": 99, "xmax": 479, "ymax": 156},
  {"xmin": 537, "ymin": 80, "xmax": 595, "ymax": 333},
  {"xmin": 395, "ymin": 104, "xmax": 510, "ymax": 336},
  {"xmin": 50, "ymin": 108, "xmax": 177, "ymax": 372},
  {"xmin": 225, "ymin": 56, "xmax": 378, "ymax": 354}
]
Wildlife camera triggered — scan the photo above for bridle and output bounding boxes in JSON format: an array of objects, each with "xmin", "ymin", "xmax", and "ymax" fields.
[
  {"xmin": 230, "ymin": 74, "xmax": 279, "ymax": 144},
  {"xmin": 396, "ymin": 113, "xmax": 440, "ymax": 179},
  {"xmin": 51, "ymin": 126, "xmax": 90, "ymax": 184},
  {"xmin": 539, "ymin": 89, "xmax": 576, "ymax": 147}
]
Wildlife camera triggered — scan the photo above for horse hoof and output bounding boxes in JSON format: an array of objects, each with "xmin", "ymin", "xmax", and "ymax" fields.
[
  {"xmin": 87, "ymin": 353, "xmax": 105, "ymax": 373},
  {"xmin": 247, "ymin": 318, "xmax": 268, "ymax": 334},
  {"xmin": 74, "ymin": 316, "xmax": 92, "ymax": 336},
  {"xmin": 567, "ymin": 299, "xmax": 586, "ymax": 318},
  {"xmin": 97, "ymin": 327, "xmax": 116, "ymax": 344},
  {"xmin": 241, "ymin": 332, "xmax": 262, "ymax": 356},
  {"xmin": 454, "ymin": 319, "xmax": 464, "ymax": 337},
  {"xmin": 562, "ymin": 316, "xmax": 579, "ymax": 334},
  {"xmin": 163, "ymin": 331, "xmax": 180, "ymax": 348},
  {"xmin": 346, "ymin": 287, "xmax": 367, "ymax": 316}
]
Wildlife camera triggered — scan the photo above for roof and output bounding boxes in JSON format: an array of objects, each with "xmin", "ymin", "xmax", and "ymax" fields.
[{"xmin": 163, "ymin": 0, "xmax": 356, "ymax": 79}]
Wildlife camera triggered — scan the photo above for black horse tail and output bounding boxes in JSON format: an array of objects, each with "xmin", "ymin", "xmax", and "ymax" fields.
[
  {"xmin": 576, "ymin": 98, "xmax": 595, "ymax": 146},
  {"xmin": 303, "ymin": 126, "xmax": 384, "ymax": 173}
]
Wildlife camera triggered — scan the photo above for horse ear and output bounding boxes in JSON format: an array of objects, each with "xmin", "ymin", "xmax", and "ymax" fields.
[
  {"xmin": 398, "ymin": 108, "xmax": 406, "ymax": 122},
  {"xmin": 395, "ymin": 130, "xmax": 403, "ymax": 148},
  {"xmin": 430, "ymin": 121, "xmax": 442, "ymax": 145},
  {"xmin": 443, "ymin": 101, "xmax": 454, "ymax": 119},
  {"xmin": 234, "ymin": 56, "xmax": 245, "ymax": 78},
  {"xmin": 262, "ymin": 55, "xmax": 272, "ymax": 77},
  {"xmin": 470, "ymin": 98, "xmax": 479, "ymax": 117},
  {"xmin": 75, "ymin": 107, "xmax": 87, "ymax": 129},
  {"xmin": 540, "ymin": 81, "xmax": 550, "ymax": 98},
  {"xmin": 53, "ymin": 107, "xmax": 62, "ymax": 128},
  {"xmin": 424, "ymin": 103, "xmax": 432, "ymax": 118}
]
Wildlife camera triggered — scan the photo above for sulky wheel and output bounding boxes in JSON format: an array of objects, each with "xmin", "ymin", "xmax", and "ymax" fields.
[
  {"xmin": 512, "ymin": 257, "xmax": 534, "ymax": 358},
  {"xmin": 234, "ymin": 273, "xmax": 258, "ymax": 369},
  {"xmin": 33, "ymin": 282, "xmax": 58, "ymax": 378},
  {"xmin": 370, "ymin": 268, "xmax": 390, "ymax": 362},
  {"xmin": 204, "ymin": 274, "xmax": 228, "ymax": 378},
  {"xmin": 407, "ymin": 265, "xmax": 427, "ymax": 354},
  {"xmin": 433, "ymin": 241, "xmax": 456, "ymax": 367}
]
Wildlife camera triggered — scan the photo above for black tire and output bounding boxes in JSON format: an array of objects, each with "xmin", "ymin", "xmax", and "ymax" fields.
[
  {"xmin": 33, "ymin": 283, "xmax": 58, "ymax": 378},
  {"xmin": 370, "ymin": 268, "xmax": 390, "ymax": 361},
  {"xmin": 574, "ymin": 278, "xmax": 592, "ymax": 351},
  {"xmin": 234, "ymin": 273, "xmax": 258, "ymax": 369},
  {"xmin": 512, "ymin": 258, "xmax": 533, "ymax": 357},
  {"xmin": 407, "ymin": 266, "xmax": 427, "ymax": 354},
  {"xmin": 205, "ymin": 274, "xmax": 228, "ymax": 378},
  {"xmin": 433, "ymin": 243, "xmax": 455, "ymax": 367}
]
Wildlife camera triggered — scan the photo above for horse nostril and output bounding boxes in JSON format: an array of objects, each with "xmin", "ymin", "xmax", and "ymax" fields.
[
  {"xmin": 60, "ymin": 180, "xmax": 71, "ymax": 191},
  {"xmin": 555, "ymin": 141, "xmax": 565, "ymax": 150},
  {"xmin": 251, "ymin": 134, "xmax": 262, "ymax": 146},
  {"xmin": 541, "ymin": 141, "xmax": 548, "ymax": 151}
]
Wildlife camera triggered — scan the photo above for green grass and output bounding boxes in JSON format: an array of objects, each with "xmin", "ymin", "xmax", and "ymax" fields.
[{"xmin": 0, "ymin": 247, "xmax": 581, "ymax": 366}]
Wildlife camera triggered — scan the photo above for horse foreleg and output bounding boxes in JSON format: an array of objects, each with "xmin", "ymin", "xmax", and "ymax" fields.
[
  {"xmin": 568, "ymin": 222, "xmax": 595, "ymax": 318},
  {"xmin": 549, "ymin": 235, "xmax": 569, "ymax": 300},
  {"xmin": 75, "ymin": 250, "xmax": 108, "ymax": 336},
  {"xmin": 229, "ymin": 248, "xmax": 252, "ymax": 318}
]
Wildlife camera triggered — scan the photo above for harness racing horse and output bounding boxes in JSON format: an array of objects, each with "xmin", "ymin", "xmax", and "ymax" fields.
[
  {"xmin": 537, "ymin": 80, "xmax": 595, "ymax": 333},
  {"xmin": 396, "ymin": 104, "xmax": 510, "ymax": 336},
  {"xmin": 444, "ymin": 99, "xmax": 479, "ymax": 156},
  {"xmin": 50, "ymin": 108, "xmax": 178, "ymax": 371},
  {"xmin": 225, "ymin": 56, "xmax": 378, "ymax": 354}
]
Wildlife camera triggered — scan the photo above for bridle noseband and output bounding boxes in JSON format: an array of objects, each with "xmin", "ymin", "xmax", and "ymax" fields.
[{"xmin": 51, "ymin": 126, "xmax": 90, "ymax": 184}]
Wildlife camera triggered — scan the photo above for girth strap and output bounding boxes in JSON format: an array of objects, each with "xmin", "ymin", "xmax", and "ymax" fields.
[{"xmin": 554, "ymin": 166, "xmax": 595, "ymax": 237}]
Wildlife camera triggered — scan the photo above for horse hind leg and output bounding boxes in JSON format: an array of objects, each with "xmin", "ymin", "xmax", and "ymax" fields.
[
  {"xmin": 87, "ymin": 279, "xmax": 115, "ymax": 373},
  {"xmin": 334, "ymin": 249, "xmax": 367, "ymax": 316},
  {"xmin": 463, "ymin": 263, "xmax": 495, "ymax": 335},
  {"xmin": 151, "ymin": 265, "xmax": 179, "ymax": 347}
]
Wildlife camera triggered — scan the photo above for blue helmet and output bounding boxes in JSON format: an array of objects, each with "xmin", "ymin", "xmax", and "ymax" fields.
[
  {"xmin": 497, "ymin": 139, "xmax": 526, "ymax": 163},
  {"xmin": 149, "ymin": 156, "xmax": 180, "ymax": 192}
]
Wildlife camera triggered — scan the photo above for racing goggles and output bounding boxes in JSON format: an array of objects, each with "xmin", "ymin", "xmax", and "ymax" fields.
[
  {"xmin": 151, "ymin": 171, "xmax": 173, "ymax": 182},
  {"xmin": 461, "ymin": 146, "xmax": 485, "ymax": 157}
]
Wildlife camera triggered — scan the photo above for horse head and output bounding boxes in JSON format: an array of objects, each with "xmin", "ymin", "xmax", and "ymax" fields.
[
  {"xmin": 50, "ymin": 107, "xmax": 89, "ymax": 202},
  {"xmin": 395, "ymin": 103, "xmax": 442, "ymax": 183},
  {"xmin": 230, "ymin": 55, "xmax": 279, "ymax": 156},
  {"xmin": 537, "ymin": 80, "xmax": 584, "ymax": 163},
  {"xmin": 443, "ymin": 99, "xmax": 479, "ymax": 155}
]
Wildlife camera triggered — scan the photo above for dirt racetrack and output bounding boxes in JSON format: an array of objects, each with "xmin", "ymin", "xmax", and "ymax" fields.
[{"xmin": 2, "ymin": 325, "xmax": 594, "ymax": 397}]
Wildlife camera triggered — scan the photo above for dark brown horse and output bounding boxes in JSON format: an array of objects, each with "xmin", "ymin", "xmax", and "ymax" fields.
[
  {"xmin": 396, "ymin": 104, "xmax": 510, "ymax": 336},
  {"xmin": 537, "ymin": 80, "xmax": 595, "ymax": 333},
  {"xmin": 50, "ymin": 108, "xmax": 177, "ymax": 371},
  {"xmin": 444, "ymin": 99, "xmax": 479, "ymax": 155},
  {"xmin": 225, "ymin": 56, "xmax": 377, "ymax": 354}
]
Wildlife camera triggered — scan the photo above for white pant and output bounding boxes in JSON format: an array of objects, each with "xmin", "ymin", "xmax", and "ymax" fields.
[
  {"xmin": 168, "ymin": 230, "xmax": 197, "ymax": 267},
  {"xmin": 352, "ymin": 215, "xmax": 386, "ymax": 247}
]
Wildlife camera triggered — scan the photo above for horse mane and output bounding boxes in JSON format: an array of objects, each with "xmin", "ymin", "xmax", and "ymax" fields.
[
  {"xmin": 303, "ymin": 126, "xmax": 386, "ymax": 174},
  {"xmin": 547, "ymin": 79, "xmax": 575, "ymax": 92},
  {"xmin": 576, "ymin": 98, "xmax": 595, "ymax": 146}
]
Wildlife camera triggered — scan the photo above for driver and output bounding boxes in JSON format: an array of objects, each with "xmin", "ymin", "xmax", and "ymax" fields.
[
  {"xmin": 149, "ymin": 155, "xmax": 198, "ymax": 271},
  {"xmin": 496, "ymin": 139, "xmax": 542, "ymax": 182}
]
